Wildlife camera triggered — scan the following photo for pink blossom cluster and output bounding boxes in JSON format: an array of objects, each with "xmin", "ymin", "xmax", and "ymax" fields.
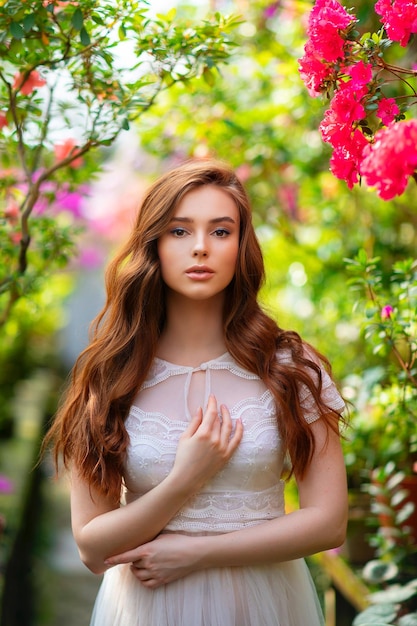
[
  {"xmin": 375, "ymin": 0, "xmax": 417, "ymax": 47},
  {"xmin": 0, "ymin": 71, "xmax": 47, "ymax": 133},
  {"xmin": 298, "ymin": 0, "xmax": 417, "ymax": 199},
  {"xmin": 13, "ymin": 70, "xmax": 46, "ymax": 95},
  {"xmin": 299, "ymin": 0, "xmax": 355, "ymax": 96},
  {"xmin": 360, "ymin": 120, "xmax": 417, "ymax": 199}
]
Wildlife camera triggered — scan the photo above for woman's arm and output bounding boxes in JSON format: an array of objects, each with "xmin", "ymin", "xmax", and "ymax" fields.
[
  {"xmin": 70, "ymin": 395, "xmax": 243, "ymax": 574},
  {"xmin": 106, "ymin": 417, "xmax": 348, "ymax": 587}
]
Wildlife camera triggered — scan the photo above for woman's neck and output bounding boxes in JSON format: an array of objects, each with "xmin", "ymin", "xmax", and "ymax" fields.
[{"xmin": 157, "ymin": 294, "xmax": 227, "ymax": 367}]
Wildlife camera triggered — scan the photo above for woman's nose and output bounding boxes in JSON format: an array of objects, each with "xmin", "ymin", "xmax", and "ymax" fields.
[
  {"xmin": 192, "ymin": 246, "xmax": 208, "ymax": 257},
  {"xmin": 192, "ymin": 235, "xmax": 208, "ymax": 257}
]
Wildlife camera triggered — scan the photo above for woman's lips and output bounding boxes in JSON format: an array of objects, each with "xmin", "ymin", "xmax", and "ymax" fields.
[{"xmin": 185, "ymin": 265, "xmax": 214, "ymax": 280}]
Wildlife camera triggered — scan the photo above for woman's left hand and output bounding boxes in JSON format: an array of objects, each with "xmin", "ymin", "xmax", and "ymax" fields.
[{"xmin": 104, "ymin": 534, "xmax": 200, "ymax": 588}]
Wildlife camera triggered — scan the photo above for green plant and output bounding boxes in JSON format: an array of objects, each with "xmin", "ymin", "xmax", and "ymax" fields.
[
  {"xmin": 344, "ymin": 252, "xmax": 417, "ymax": 475},
  {"xmin": 351, "ymin": 462, "xmax": 417, "ymax": 626},
  {"xmin": 352, "ymin": 557, "xmax": 417, "ymax": 625},
  {"xmin": 366, "ymin": 462, "xmax": 416, "ymax": 566},
  {"xmin": 0, "ymin": 0, "xmax": 240, "ymax": 325}
]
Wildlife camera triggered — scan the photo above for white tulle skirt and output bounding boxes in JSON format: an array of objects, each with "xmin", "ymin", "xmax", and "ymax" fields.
[{"xmin": 90, "ymin": 557, "xmax": 324, "ymax": 626}]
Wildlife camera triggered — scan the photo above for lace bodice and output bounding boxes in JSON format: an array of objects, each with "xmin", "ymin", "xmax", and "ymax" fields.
[{"xmin": 123, "ymin": 352, "xmax": 344, "ymax": 533}]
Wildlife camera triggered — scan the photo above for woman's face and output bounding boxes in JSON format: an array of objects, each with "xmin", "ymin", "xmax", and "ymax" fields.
[{"xmin": 157, "ymin": 185, "xmax": 240, "ymax": 303}]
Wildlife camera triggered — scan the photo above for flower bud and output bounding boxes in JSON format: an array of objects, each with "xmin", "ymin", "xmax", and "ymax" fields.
[{"xmin": 381, "ymin": 305, "xmax": 394, "ymax": 320}]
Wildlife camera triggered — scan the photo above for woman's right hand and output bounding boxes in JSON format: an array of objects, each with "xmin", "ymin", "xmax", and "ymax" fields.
[{"xmin": 170, "ymin": 394, "xmax": 243, "ymax": 493}]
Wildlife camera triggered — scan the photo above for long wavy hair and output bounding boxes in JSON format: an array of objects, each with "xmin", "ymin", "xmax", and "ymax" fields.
[{"xmin": 44, "ymin": 159, "xmax": 343, "ymax": 503}]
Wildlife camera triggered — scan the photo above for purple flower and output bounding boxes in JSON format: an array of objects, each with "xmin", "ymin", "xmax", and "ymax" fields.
[
  {"xmin": 381, "ymin": 305, "xmax": 394, "ymax": 320},
  {"xmin": 55, "ymin": 188, "xmax": 87, "ymax": 218},
  {"xmin": 264, "ymin": 2, "xmax": 280, "ymax": 19},
  {"xmin": 78, "ymin": 246, "xmax": 105, "ymax": 269},
  {"xmin": 0, "ymin": 475, "xmax": 14, "ymax": 494}
]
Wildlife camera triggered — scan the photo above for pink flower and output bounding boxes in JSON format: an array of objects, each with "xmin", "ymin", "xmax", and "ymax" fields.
[
  {"xmin": 320, "ymin": 109, "xmax": 352, "ymax": 146},
  {"xmin": 9, "ymin": 231, "xmax": 22, "ymax": 245},
  {"xmin": 330, "ymin": 85, "xmax": 366, "ymax": 125},
  {"xmin": 0, "ymin": 475, "xmax": 13, "ymax": 494},
  {"xmin": 360, "ymin": 120, "xmax": 417, "ymax": 199},
  {"xmin": 235, "ymin": 163, "xmax": 252, "ymax": 183},
  {"xmin": 43, "ymin": 1, "xmax": 78, "ymax": 7},
  {"xmin": 298, "ymin": 0, "xmax": 356, "ymax": 94},
  {"xmin": 375, "ymin": 0, "xmax": 417, "ymax": 46},
  {"xmin": 381, "ymin": 304, "xmax": 394, "ymax": 319},
  {"xmin": 264, "ymin": 2, "xmax": 280, "ymax": 19},
  {"xmin": 78, "ymin": 246, "xmax": 105, "ymax": 269},
  {"xmin": 55, "ymin": 187, "xmax": 87, "ymax": 218},
  {"xmin": 307, "ymin": 0, "xmax": 355, "ymax": 62},
  {"xmin": 298, "ymin": 42, "xmax": 335, "ymax": 96},
  {"xmin": 319, "ymin": 82, "xmax": 367, "ymax": 148},
  {"xmin": 0, "ymin": 112, "xmax": 7, "ymax": 129},
  {"xmin": 13, "ymin": 70, "xmax": 46, "ymax": 95},
  {"xmin": 329, "ymin": 128, "xmax": 368, "ymax": 188},
  {"xmin": 277, "ymin": 183, "xmax": 300, "ymax": 220},
  {"xmin": 54, "ymin": 138, "xmax": 83, "ymax": 168},
  {"xmin": 344, "ymin": 60, "xmax": 373, "ymax": 88},
  {"xmin": 4, "ymin": 200, "xmax": 20, "ymax": 225},
  {"xmin": 377, "ymin": 97, "xmax": 400, "ymax": 125}
]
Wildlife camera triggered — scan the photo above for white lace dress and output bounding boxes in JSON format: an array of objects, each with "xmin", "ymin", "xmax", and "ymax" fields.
[{"xmin": 90, "ymin": 351, "xmax": 344, "ymax": 626}]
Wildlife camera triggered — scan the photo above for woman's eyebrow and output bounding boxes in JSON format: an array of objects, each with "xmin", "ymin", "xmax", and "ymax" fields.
[{"xmin": 170, "ymin": 216, "xmax": 237, "ymax": 224}]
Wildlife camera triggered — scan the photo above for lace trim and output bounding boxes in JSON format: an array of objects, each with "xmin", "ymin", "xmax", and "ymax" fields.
[
  {"xmin": 124, "ymin": 483, "xmax": 286, "ymax": 533},
  {"xmin": 128, "ymin": 393, "xmax": 277, "ymax": 430},
  {"xmin": 142, "ymin": 353, "xmax": 259, "ymax": 390},
  {"xmin": 163, "ymin": 483, "xmax": 285, "ymax": 532}
]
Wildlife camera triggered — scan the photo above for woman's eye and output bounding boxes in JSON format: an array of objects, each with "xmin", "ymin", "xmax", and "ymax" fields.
[
  {"xmin": 171, "ymin": 228, "xmax": 187, "ymax": 237},
  {"xmin": 213, "ymin": 228, "xmax": 229, "ymax": 237}
]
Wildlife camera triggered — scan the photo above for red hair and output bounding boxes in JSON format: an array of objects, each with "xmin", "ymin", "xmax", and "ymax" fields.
[{"xmin": 44, "ymin": 159, "xmax": 343, "ymax": 502}]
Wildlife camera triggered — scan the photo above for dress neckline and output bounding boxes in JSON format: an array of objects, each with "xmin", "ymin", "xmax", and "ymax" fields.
[{"xmin": 154, "ymin": 351, "xmax": 231, "ymax": 370}]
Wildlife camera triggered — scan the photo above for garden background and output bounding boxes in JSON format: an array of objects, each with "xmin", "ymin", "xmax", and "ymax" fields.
[{"xmin": 0, "ymin": 0, "xmax": 416, "ymax": 624}]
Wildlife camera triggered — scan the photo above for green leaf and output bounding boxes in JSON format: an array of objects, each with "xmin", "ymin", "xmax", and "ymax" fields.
[
  {"xmin": 121, "ymin": 117, "xmax": 130, "ymax": 130},
  {"xmin": 23, "ymin": 14, "xmax": 36, "ymax": 32},
  {"xmin": 91, "ymin": 14, "xmax": 105, "ymax": 26},
  {"xmin": 353, "ymin": 601, "xmax": 398, "ymax": 625},
  {"xmin": 10, "ymin": 22, "xmax": 25, "ymax": 40},
  {"xmin": 72, "ymin": 8, "xmax": 84, "ymax": 32},
  {"xmin": 203, "ymin": 67, "xmax": 215, "ymax": 86},
  {"xmin": 79, "ymin": 26, "xmax": 91, "ymax": 46},
  {"xmin": 398, "ymin": 613, "xmax": 417, "ymax": 626}
]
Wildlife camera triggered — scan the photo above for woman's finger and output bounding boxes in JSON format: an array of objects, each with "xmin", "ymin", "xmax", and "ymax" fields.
[
  {"xmin": 181, "ymin": 406, "xmax": 203, "ymax": 438},
  {"xmin": 105, "ymin": 547, "xmax": 145, "ymax": 566},
  {"xmin": 199, "ymin": 394, "xmax": 220, "ymax": 430},
  {"xmin": 218, "ymin": 404, "xmax": 233, "ymax": 445},
  {"xmin": 228, "ymin": 417, "xmax": 244, "ymax": 453}
]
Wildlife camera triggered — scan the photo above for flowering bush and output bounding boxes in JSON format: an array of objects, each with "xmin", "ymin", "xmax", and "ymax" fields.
[
  {"xmin": 0, "ymin": 0, "xmax": 240, "ymax": 442},
  {"xmin": 344, "ymin": 251, "xmax": 417, "ymax": 472},
  {"xmin": 0, "ymin": 0, "xmax": 239, "ymax": 326},
  {"xmin": 298, "ymin": 0, "xmax": 417, "ymax": 199}
]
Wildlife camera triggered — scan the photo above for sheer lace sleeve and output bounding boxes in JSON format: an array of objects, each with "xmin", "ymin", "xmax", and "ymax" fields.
[{"xmin": 277, "ymin": 348, "xmax": 345, "ymax": 424}]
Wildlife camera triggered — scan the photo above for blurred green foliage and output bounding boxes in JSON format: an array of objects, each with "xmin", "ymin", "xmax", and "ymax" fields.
[
  {"xmin": 0, "ymin": 0, "xmax": 240, "ymax": 326},
  {"xmin": 136, "ymin": 0, "xmax": 417, "ymax": 379},
  {"xmin": 0, "ymin": 0, "xmax": 240, "ymax": 435},
  {"xmin": 0, "ymin": 0, "xmax": 416, "ymax": 496}
]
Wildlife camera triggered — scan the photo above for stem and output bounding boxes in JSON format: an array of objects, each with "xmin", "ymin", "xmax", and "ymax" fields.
[
  {"xmin": 8, "ymin": 85, "xmax": 31, "ymax": 181},
  {"xmin": 391, "ymin": 343, "xmax": 417, "ymax": 386},
  {"xmin": 0, "ymin": 288, "xmax": 20, "ymax": 328},
  {"xmin": 374, "ymin": 61, "xmax": 417, "ymax": 97},
  {"xmin": 32, "ymin": 83, "xmax": 56, "ymax": 173},
  {"xmin": 18, "ymin": 140, "xmax": 94, "ymax": 275}
]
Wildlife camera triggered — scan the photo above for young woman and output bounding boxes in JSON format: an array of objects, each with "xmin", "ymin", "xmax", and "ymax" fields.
[{"xmin": 45, "ymin": 159, "xmax": 348, "ymax": 625}]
